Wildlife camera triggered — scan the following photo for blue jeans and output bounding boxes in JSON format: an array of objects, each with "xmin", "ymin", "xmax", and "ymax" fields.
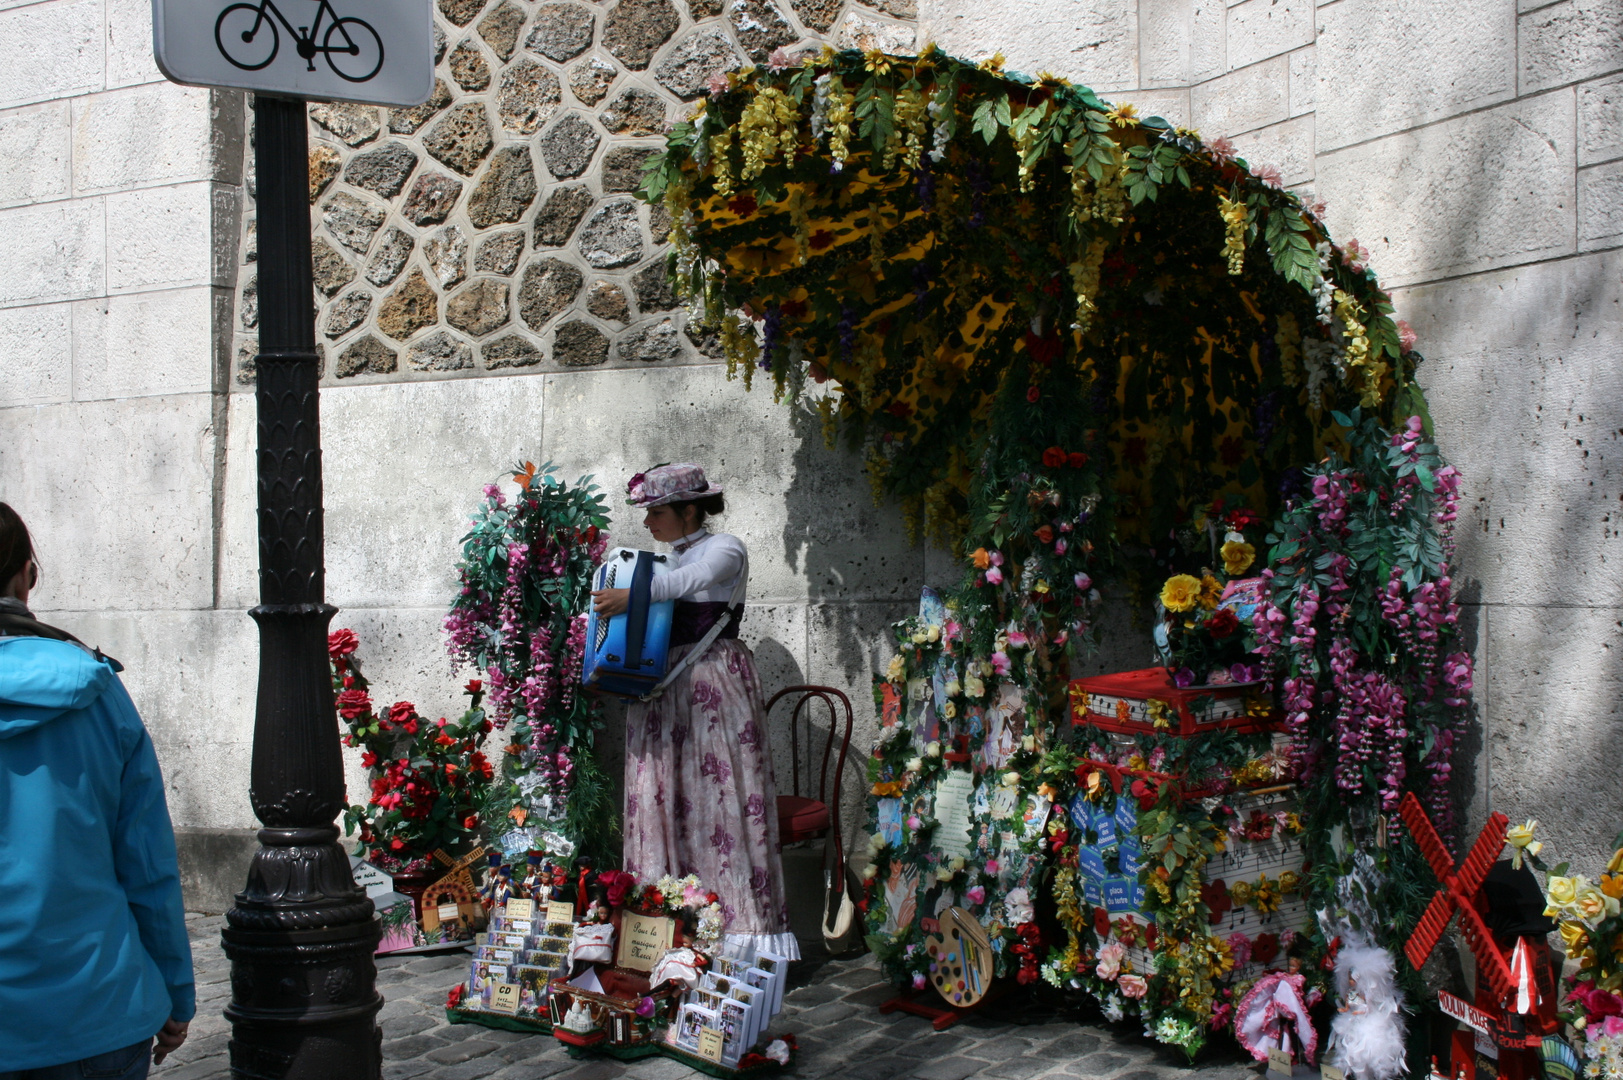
[{"xmin": 0, "ymin": 1041, "xmax": 151, "ymax": 1080}]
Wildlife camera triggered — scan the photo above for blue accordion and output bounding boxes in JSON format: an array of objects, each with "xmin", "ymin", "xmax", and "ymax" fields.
[{"xmin": 582, "ymin": 547, "xmax": 675, "ymax": 699}]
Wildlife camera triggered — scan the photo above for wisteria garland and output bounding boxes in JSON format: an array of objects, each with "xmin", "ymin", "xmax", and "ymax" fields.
[
  {"xmin": 1252, "ymin": 409, "xmax": 1473, "ymax": 842},
  {"xmin": 445, "ymin": 463, "xmax": 615, "ymax": 864}
]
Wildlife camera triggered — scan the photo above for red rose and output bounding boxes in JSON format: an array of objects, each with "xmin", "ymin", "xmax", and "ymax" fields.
[
  {"xmin": 1252, "ymin": 933, "xmax": 1279, "ymax": 965},
  {"xmin": 1026, "ymin": 385, "xmax": 1041, "ymax": 403},
  {"xmin": 387, "ymin": 701, "xmax": 417, "ymax": 728},
  {"xmin": 1068, "ymin": 452, "xmax": 1089, "ymax": 468},
  {"xmin": 335, "ymin": 689, "xmax": 371, "ymax": 720},
  {"xmin": 1041, "ymin": 446, "xmax": 1067, "ymax": 468},
  {"xmin": 1093, "ymin": 906, "xmax": 1111, "ymax": 937},
  {"xmin": 1206, "ymin": 608, "xmax": 1241, "ymax": 639},
  {"xmin": 809, "ymin": 229, "xmax": 834, "ymax": 250},
  {"xmin": 464, "ymin": 679, "xmax": 483, "ymax": 695},
  {"xmin": 463, "ymin": 814, "xmax": 479, "ymax": 829},
  {"xmin": 1035, "ymin": 525, "xmax": 1055, "ymax": 544},
  {"xmin": 390, "ymin": 838, "xmax": 405, "ymax": 850},
  {"xmin": 361, "ymin": 751, "xmax": 378, "ymax": 769},
  {"xmin": 327, "ymin": 628, "xmax": 359, "ymax": 658}
]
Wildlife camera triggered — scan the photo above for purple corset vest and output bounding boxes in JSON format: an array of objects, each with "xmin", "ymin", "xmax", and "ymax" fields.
[{"xmin": 671, "ymin": 601, "xmax": 743, "ymax": 647}]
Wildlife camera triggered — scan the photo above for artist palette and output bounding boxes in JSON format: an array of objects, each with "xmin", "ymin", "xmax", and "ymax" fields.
[{"xmin": 923, "ymin": 907, "xmax": 993, "ymax": 1008}]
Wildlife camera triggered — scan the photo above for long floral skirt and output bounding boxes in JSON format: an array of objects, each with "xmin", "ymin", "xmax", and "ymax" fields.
[{"xmin": 624, "ymin": 638, "xmax": 798, "ymax": 959}]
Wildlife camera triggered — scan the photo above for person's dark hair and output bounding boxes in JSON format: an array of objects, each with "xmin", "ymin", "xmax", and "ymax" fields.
[
  {"xmin": 672, "ymin": 493, "xmax": 726, "ymax": 529},
  {"xmin": 0, "ymin": 502, "xmax": 34, "ymax": 588}
]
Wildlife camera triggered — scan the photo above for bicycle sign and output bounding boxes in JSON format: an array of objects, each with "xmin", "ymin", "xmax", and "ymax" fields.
[{"xmin": 153, "ymin": 0, "xmax": 432, "ymax": 107}]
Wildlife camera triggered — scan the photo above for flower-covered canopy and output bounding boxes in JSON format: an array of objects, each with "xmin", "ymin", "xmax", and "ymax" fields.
[{"xmin": 640, "ymin": 45, "xmax": 1427, "ymax": 553}]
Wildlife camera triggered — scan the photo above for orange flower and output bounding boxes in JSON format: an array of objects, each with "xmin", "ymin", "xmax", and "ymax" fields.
[
  {"xmin": 1035, "ymin": 525, "xmax": 1055, "ymax": 544},
  {"xmin": 972, "ymin": 548, "xmax": 991, "ymax": 569},
  {"xmin": 1602, "ymin": 874, "xmax": 1623, "ymax": 901}
]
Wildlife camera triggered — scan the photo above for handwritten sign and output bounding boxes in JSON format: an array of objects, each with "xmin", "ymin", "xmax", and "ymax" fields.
[
  {"xmin": 1321, "ymin": 1064, "xmax": 1346, "ymax": 1080},
  {"xmin": 437, "ymin": 903, "xmax": 461, "ymax": 923},
  {"xmin": 616, "ymin": 912, "xmax": 674, "ymax": 972},
  {"xmin": 1267, "ymin": 1047, "xmax": 1295, "ymax": 1078},
  {"xmin": 488, "ymin": 982, "xmax": 521, "ymax": 1015},
  {"xmin": 932, "ymin": 770, "xmax": 976, "ymax": 860},
  {"xmin": 545, "ymin": 901, "xmax": 575, "ymax": 926},
  {"xmin": 697, "ymin": 1028, "xmax": 726, "ymax": 1063},
  {"xmin": 506, "ymin": 898, "xmax": 534, "ymax": 921}
]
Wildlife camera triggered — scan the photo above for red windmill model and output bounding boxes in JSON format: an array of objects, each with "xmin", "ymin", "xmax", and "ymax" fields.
[{"xmin": 1399, "ymin": 793, "xmax": 1558, "ymax": 1080}]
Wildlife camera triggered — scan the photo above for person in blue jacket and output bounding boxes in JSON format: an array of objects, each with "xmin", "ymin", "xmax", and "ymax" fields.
[{"xmin": 0, "ymin": 504, "xmax": 194, "ymax": 1077}]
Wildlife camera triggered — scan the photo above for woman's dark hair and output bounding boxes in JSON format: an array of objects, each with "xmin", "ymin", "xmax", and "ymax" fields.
[
  {"xmin": 0, "ymin": 502, "xmax": 34, "ymax": 587},
  {"xmin": 671, "ymin": 493, "xmax": 726, "ymax": 528}
]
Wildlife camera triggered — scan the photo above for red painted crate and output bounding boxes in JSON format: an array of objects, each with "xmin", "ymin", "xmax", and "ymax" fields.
[{"xmin": 1068, "ymin": 667, "xmax": 1278, "ymax": 737}]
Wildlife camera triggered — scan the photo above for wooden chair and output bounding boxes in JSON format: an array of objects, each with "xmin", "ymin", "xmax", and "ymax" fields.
[{"xmin": 766, "ymin": 685, "xmax": 854, "ymax": 869}]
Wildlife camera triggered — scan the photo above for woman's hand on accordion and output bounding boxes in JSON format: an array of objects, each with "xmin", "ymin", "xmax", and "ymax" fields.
[{"xmin": 592, "ymin": 588, "xmax": 630, "ymax": 617}]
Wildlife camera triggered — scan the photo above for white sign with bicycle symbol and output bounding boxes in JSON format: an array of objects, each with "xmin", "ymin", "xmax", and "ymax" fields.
[{"xmin": 153, "ymin": 0, "xmax": 432, "ymax": 106}]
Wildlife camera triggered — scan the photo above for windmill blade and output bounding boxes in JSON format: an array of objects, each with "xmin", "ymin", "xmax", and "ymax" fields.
[
  {"xmin": 1455, "ymin": 812, "xmax": 1510, "ymax": 897},
  {"xmin": 1406, "ymin": 887, "xmax": 1460, "ymax": 971},
  {"xmin": 1399, "ymin": 792, "xmax": 1457, "ymax": 879},
  {"xmin": 1456, "ymin": 899, "xmax": 1516, "ymax": 1004}
]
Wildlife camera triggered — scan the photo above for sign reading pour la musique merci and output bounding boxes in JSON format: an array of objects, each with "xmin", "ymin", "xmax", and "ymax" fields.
[{"xmin": 152, "ymin": 0, "xmax": 432, "ymax": 107}]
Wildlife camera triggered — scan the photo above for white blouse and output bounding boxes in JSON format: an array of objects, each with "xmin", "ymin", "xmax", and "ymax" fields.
[{"xmin": 646, "ymin": 530, "xmax": 749, "ymax": 605}]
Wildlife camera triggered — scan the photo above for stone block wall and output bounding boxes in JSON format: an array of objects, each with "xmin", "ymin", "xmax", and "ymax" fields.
[{"xmin": 229, "ymin": 0, "xmax": 918, "ymax": 389}]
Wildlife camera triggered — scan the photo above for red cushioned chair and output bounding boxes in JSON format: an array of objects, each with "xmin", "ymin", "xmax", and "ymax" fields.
[{"xmin": 766, "ymin": 685, "xmax": 853, "ymax": 857}]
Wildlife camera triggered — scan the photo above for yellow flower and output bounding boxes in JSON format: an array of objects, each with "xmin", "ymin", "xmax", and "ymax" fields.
[
  {"xmin": 1507, "ymin": 819, "xmax": 1542, "ymax": 870},
  {"xmin": 1220, "ymin": 540, "xmax": 1256, "ymax": 576},
  {"xmin": 1560, "ymin": 921, "xmax": 1590, "ymax": 954},
  {"xmin": 1576, "ymin": 884, "xmax": 1620, "ymax": 927},
  {"xmin": 1105, "ymin": 103, "xmax": 1139, "ymax": 125},
  {"xmin": 1609, "ymin": 846, "xmax": 1623, "ymax": 875},
  {"xmin": 1198, "ymin": 574, "xmax": 1223, "ymax": 610},
  {"xmin": 977, "ymin": 52, "xmax": 1006, "ymax": 72},
  {"xmin": 1548, "ymin": 875, "xmax": 1580, "ymax": 907},
  {"xmin": 863, "ymin": 48, "xmax": 892, "ymax": 75},
  {"xmin": 1160, "ymin": 574, "xmax": 1202, "ymax": 613},
  {"xmin": 886, "ymin": 654, "xmax": 907, "ymax": 683},
  {"xmin": 1146, "ymin": 699, "xmax": 1173, "ymax": 730}
]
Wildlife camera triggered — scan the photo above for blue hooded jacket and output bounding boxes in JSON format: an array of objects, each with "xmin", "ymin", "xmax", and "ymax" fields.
[{"xmin": 0, "ymin": 635, "xmax": 196, "ymax": 1069}]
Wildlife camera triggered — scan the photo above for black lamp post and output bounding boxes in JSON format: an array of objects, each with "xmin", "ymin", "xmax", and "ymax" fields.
[{"xmin": 220, "ymin": 93, "xmax": 384, "ymax": 1078}]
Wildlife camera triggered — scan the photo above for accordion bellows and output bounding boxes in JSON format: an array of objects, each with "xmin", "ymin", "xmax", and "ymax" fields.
[{"xmin": 583, "ymin": 547, "xmax": 676, "ymax": 699}]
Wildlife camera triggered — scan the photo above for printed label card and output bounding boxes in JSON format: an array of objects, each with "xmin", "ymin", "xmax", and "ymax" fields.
[{"xmin": 488, "ymin": 982, "xmax": 521, "ymax": 1015}]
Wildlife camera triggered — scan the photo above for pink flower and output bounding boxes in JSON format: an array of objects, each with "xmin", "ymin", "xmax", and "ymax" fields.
[
  {"xmin": 1096, "ymin": 940, "xmax": 1127, "ymax": 981},
  {"xmin": 1397, "ymin": 319, "xmax": 1417, "ymax": 353},
  {"xmin": 1250, "ymin": 162, "xmax": 1284, "ymax": 189},
  {"xmin": 766, "ymin": 46, "xmax": 792, "ymax": 71},
  {"xmin": 1054, "ymin": 538, "xmax": 1068, "ymax": 554},
  {"xmin": 991, "ymin": 652, "xmax": 1011, "ymax": 675},
  {"xmin": 984, "ymin": 859, "xmax": 999, "ymax": 875},
  {"xmin": 1118, "ymin": 974, "xmax": 1148, "ymax": 999},
  {"xmin": 1603, "ymin": 1016, "xmax": 1623, "ymax": 1038},
  {"xmin": 1301, "ymin": 195, "xmax": 1328, "ymax": 220},
  {"xmin": 706, "ymin": 71, "xmax": 728, "ymax": 97},
  {"xmin": 1341, "ymin": 238, "xmax": 1370, "ymax": 273},
  {"xmin": 989, "ymin": 551, "xmax": 1004, "ymax": 567},
  {"xmin": 966, "ymin": 885, "xmax": 986, "ymax": 905},
  {"xmin": 1007, "ymin": 629, "xmax": 1029, "ymax": 649},
  {"xmin": 1073, "ymin": 572, "xmax": 1092, "ymax": 591},
  {"xmin": 985, "ymin": 566, "xmax": 1004, "ymax": 585},
  {"xmin": 1207, "ymin": 136, "xmax": 1237, "ymax": 164},
  {"xmin": 913, "ymin": 973, "xmax": 927, "ymax": 990},
  {"xmin": 906, "ymin": 815, "xmax": 922, "ymax": 830}
]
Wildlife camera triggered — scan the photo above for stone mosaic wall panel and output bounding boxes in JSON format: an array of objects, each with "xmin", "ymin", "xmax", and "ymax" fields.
[{"xmin": 229, "ymin": 0, "xmax": 916, "ymax": 386}]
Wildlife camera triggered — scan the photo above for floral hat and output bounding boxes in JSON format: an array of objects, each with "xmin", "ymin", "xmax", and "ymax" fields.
[{"xmin": 626, "ymin": 463, "xmax": 723, "ymax": 508}]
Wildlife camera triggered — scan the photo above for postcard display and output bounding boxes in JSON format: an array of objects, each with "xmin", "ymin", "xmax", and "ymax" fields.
[{"xmin": 448, "ymin": 894, "xmax": 793, "ymax": 1075}]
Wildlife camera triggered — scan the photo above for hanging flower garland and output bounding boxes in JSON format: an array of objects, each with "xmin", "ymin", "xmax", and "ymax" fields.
[
  {"xmin": 444, "ymin": 462, "xmax": 614, "ymax": 865},
  {"xmin": 640, "ymin": 45, "xmax": 1428, "ymax": 576}
]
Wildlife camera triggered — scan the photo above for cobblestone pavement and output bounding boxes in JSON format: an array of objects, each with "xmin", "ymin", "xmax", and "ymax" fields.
[{"xmin": 160, "ymin": 914, "xmax": 1261, "ymax": 1080}]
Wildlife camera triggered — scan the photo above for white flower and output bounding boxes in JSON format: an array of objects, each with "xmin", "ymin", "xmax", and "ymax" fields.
[
  {"xmin": 905, "ymin": 757, "xmax": 923, "ymax": 773},
  {"xmin": 1102, "ymin": 995, "xmax": 1125, "ymax": 1022},
  {"xmin": 1001, "ymin": 771, "xmax": 1021, "ymax": 788},
  {"xmin": 965, "ymin": 676, "xmax": 986, "ymax": 700},
  {"xmin": 1021, "ymin": 735, "xmax": 1037, "ymax": 752},
  {"xmin": 945, "ymin": 679, "xmax": 962, "ymax": 697},
  {"xmin": 926, "ymin": 741, "xmax": 943, "ymax": 758},
  {"xmin": 862, "ymin": 863, "xmax": 878, "ymax": 880}
]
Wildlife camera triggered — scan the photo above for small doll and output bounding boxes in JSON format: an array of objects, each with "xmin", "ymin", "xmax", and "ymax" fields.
[
  {"xmin": 1327, "ymin": 944, "xmax": 1407, "ymax": 1080},
  {"xmin": 521, "ymin": 852, "xmax": 544, "ymax": 899}
]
